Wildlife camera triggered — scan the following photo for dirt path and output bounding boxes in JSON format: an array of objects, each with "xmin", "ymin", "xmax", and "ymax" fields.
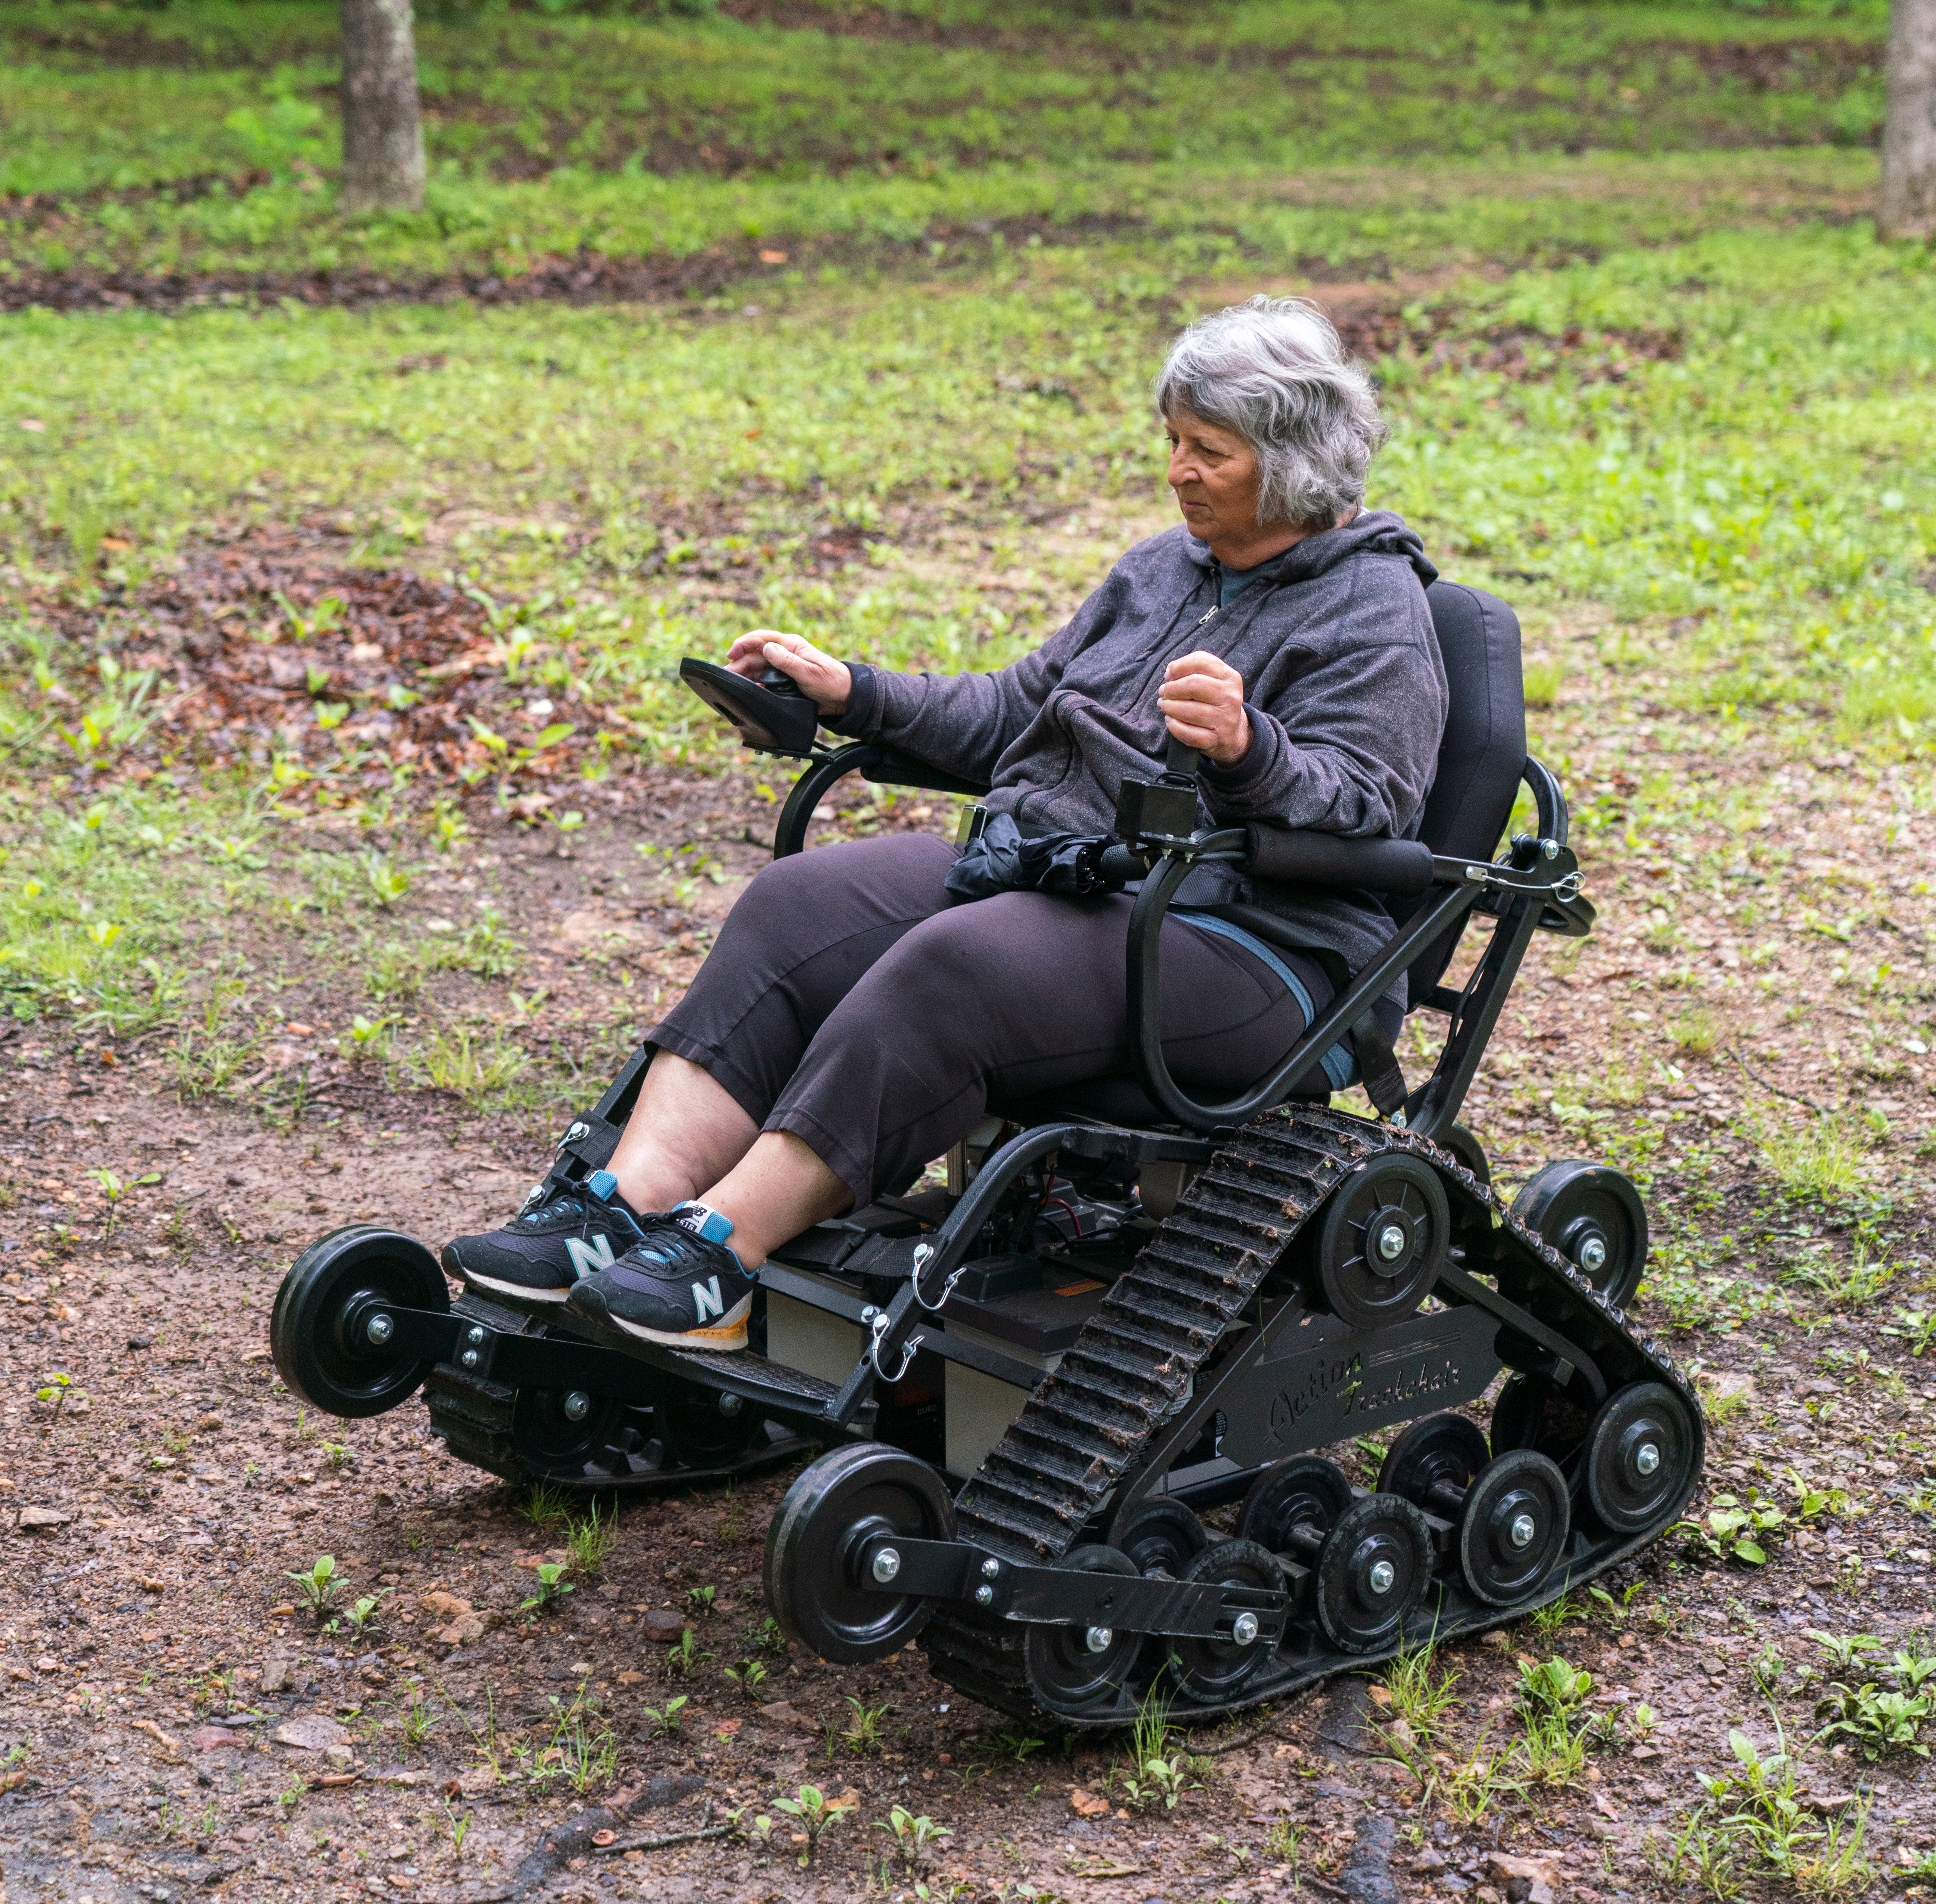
[{"xmin": 4, "ymin": 600, "xmax": 1936, "ymax": 1901}]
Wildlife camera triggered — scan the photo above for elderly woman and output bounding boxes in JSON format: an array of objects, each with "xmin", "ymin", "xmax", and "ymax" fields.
[{"xmin": 446, "ymin": 296, "xmax": 1448, "ymax": 1349}]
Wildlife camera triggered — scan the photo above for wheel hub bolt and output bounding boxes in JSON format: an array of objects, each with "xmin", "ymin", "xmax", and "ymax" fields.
[
  {"xmin": 1085, "ymin": 1626, "xmax": 1114, "ymax": 1655},
  {"xmin": 1509, "ymin": 1512, "xmax": 1537, "ymax": 1550},
  {"xmin": 1231, "ymin": 1611, "xmax": 1260, "ymax": 1647},
  {"xmin": 365, "ymin": 1313, "xmax": 395, "ymax": 1347},
  {"xmin": 870, "ymin": 1547, "xmax": 902, "ymax": 1585},
  {"xmin": 562, "ymin": 1391, "xmax": 591, "ymax": 1423},
  {"xmin": 718, "ymin": 1392, "xmax": 744, "ymax": 1417},
  {"xmin": 1368, "ymin": 1559, "xmax": 1397, "ymax": 1595},
  {"xmin": 1635, "ymin": 1441, "xmax": 1661, "ymax": 1477},
  {"xmin": 1376, "ymin": 1223, "xmax": 1408, "ymax": 1263},
  {"xmin": 974, "ymin": 1584, "xmax": 995, "ymax": 1607},
  {"xmin": 1577, "ymin": 1235, "xmax": 1608, "ymax": 1274}
]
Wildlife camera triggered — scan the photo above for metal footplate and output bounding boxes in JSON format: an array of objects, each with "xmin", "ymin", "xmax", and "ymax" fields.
[{"xmin": 915, "ymin": 1104, "xmax": 1706, "ymax": 1727}]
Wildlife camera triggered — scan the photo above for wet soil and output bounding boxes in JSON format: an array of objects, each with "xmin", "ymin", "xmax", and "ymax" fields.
[{"xmin": 4, "ymin": 538, "xmax": 1936, "ymax": 1901}]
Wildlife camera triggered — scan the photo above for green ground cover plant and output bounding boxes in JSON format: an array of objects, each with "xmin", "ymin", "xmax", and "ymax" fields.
[{"xmin": 0, "ymin": 0, "xmax": 1887, "ymax": 204}]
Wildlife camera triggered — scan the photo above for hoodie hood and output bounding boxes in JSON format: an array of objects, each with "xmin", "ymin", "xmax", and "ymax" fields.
[{"xmin": 1182, "ymin": 508, "xmax": 1438, "ymax": 588}]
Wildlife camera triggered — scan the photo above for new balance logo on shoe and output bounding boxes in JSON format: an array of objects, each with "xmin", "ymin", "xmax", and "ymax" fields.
[
  {"xmin": 564, "ymin": 1233, "xmax": 617, "ymax": 1280},
  {"xmin": 692, "ymin": 1276, "xmax": 725, "ymax": 1324}
]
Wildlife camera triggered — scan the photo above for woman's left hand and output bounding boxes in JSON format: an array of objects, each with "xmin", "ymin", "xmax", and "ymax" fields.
[{"xmin": 1157, "ymin": 651, "xmax": 1251, "ymax": 767}]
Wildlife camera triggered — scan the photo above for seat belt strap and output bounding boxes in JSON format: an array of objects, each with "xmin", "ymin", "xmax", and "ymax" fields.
[{"xmin": 1352, "ymin": 1009, "xmax": 1410, "ymax": 1123}]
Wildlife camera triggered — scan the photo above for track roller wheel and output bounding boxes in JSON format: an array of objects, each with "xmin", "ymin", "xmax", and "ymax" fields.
[
  {"xmin": 1023, "ymin": 1546, "xmax": 1142, "ymax": 1719},
  {"xmin": 1236, "ymin": 1455, "xmax": 1353, "ymax": 1551},
  {"xmin": 1312, "ymin": 1154, "xmax": 1449, "ymax": 1331},
  {"xmin": 1117, "ymin": 1499, "xmax": 1210, "ymax": 1578},
  {"xmin": 657, "ymin": 1384, "xmax": 764, "ymax": 1468},
  {"xmin": 1511, "ymin": 1161, "xmax": 1648, "ymax": 1308},
  {"xmin": 1313, "ymin": 1493, "xmax": 1432, "ymax": 1654},
  {"xmin": 1583, "ymin": 1381, "xmax": 1698, "ymax": 1534},
  {"xmin": 271, "ymin": 1226, "xmax": 448, "ymax": 1419},
  {"xmin": 1441, "ymin": 1124, "xmax": 1491, "ymax": 1186},
  {"xmin": 1378, "ymin": 1412, "xmax": 1490, "ymax": 1513},
  {"xmin": 766, "ymin": 1443, "xmax": 956, "ymax": 1664},
  {"xmin": 511, "ymin": 1385, "xmax": 625, "ymax": 1479},
  {"xmin": 1456, "ymin": 1449, "xmax": 1571, "ymax": 1606},
  {"xmin": 1171, "ymin": 1539, "xmax": 1288, "ymax": 1705}
]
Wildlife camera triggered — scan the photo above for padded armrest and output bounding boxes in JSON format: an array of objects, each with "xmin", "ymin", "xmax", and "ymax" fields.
[{"xmin": 1243, "ymin": 824, "xmax": 1436, "ymax": 896}]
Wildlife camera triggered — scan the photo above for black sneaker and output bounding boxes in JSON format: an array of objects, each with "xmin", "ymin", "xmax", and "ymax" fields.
[
  {"xmin": 566, "ymin": 1203, "xmax": 754, "ymax": 1350},
  {"xmin": 441, "ymin": 1170, "xmax": 649, "ymax": 1306}
]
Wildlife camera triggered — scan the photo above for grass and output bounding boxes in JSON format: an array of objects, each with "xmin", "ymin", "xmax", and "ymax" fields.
[{"xmin": 0, "ymin": 0, "xmax": 1887, "ymax": 218}]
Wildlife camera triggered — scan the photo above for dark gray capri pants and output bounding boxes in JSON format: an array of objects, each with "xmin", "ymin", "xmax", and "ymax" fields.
[{"xmin": 648, "ymin": 831, "xmax": 1330, "ymax": 1211}]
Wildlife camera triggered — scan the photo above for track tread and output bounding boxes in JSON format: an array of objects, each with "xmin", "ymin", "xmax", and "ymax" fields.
[{"xmin": 922, "ymin": 1105, "xmax": 1704, "ymax": 1724}]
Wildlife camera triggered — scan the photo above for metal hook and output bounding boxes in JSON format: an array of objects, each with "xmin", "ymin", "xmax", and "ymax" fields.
[
  {"xmin": 911, "ymin": 1241, "xmax": 969, "ymax": 1315},
  {"xmin": 868, "ymin": 1310, "xmax": 923, "ymax": 1384}
]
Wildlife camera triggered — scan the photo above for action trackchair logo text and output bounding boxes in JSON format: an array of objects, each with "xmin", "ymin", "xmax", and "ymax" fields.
[
  {"xmin": 565, "ymin": 1234, "xmax": 616, "ymax": 1280},
  {"xmin": 692, "ymin": 1277, "xmax": 725, "ymax": 1323}
]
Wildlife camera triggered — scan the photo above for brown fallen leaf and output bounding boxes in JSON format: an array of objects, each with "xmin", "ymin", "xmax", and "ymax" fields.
[
  {"xmin": 315, "ymin": 1773, "xmax": 360, "ymax": 1789},
  {"xmin": 1068, "ymin": 1788, "xmax": 1112, "ymax": 1819}
]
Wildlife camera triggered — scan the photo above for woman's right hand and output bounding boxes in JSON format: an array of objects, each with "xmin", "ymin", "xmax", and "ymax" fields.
[{"xmin": 727, "ymin": 629, "xmax": 853, "ymax": 719}]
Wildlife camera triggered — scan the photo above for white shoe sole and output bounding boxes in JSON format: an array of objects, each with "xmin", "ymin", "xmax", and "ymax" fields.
[
  {"xmin": 603, "ymin": 1295, "xmax": 752, "ymax": 1351},
  {"xmin": 454, "ymin": 1268, "xmax": 572, "ymax": 1305}
]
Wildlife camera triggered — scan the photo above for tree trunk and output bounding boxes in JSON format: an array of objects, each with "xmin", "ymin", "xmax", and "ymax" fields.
[
  {"xmin": 1881, "ymin": 0, "xmax": 1936, "ymax": 240},
  {"xmin": 339, "ymin": 0, "xmax": 425, "ymax": 214}
]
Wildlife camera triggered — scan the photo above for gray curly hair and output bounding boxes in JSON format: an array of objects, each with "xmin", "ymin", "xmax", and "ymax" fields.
[{"xmin": 1153, "ymin": 295, "xmax": 1387, "ymax": 530}]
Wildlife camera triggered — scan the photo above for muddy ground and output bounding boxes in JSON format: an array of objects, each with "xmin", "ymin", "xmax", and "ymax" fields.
[{"xmin": 4, "ymin": 589, "xmax": 1936, "ymax": 1903}]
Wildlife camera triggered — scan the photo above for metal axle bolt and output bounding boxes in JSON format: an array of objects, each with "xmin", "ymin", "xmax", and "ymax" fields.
[
  {"xmin": 1635, "ymin": 1442, "xmax": 1661, "ymax": 1477},
  {"xmin": 871, "ymin": 1547, "xmax": 902, "ymax": 1585},
  {"xmin": 1578, "ymin": 1235, "xmax": 1609, "ymax": 1275},
  {"xmin": 466, "ymin": 1325, "xmax": 485, "ymax": 1347},
  {"xmin": 1085, "ymin": 1626, "xmax": 1114, "ymax": 1655},
  {"xmin": 981, "ymin": 1557, "xmax": 1001, "ymax": 1579},
  {"xmin": 1509, "ymin": 1512, "xmax": 1537, "ymax": 1550},
  {"xmin": 1376, "ymin": 1223, "xmax": 1408, "ymax": 1263},
  {"xmin": 974, "ymin": 1584, "xmax": 995, "ymax": 1607},
  {"xmin": 562, "ymin": 1392, "xmax": 591, "ymax": 1423},
  {"xmin": 1230, "ymin": 1612, "xmax": 1260, "ymax": 1647},
  {"xmin": 1368, "ymin": 1559, "xmax": 1397, "ymax": 1595},
  {"xmin": 719, "ymin": 1391, "xmax": 744, "ymax": 1417},
  {"xmin": 460, "ymin": 1350, "xmax": 479, "ymax": 1369},
  {"xmin": 365, "ymin": 1313, "xmax": 395, "ymax": 1347}
]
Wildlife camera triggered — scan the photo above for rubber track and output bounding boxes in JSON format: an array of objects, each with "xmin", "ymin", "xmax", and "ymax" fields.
[{"xmin": 920, "ymin": 1105, "xmax": 1703, "ymax": 1725}]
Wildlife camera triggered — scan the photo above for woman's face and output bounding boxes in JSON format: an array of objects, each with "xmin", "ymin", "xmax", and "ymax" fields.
[{"xmin": 1165, "ymin": 408, "xmax": 1262, "ymax": 551}]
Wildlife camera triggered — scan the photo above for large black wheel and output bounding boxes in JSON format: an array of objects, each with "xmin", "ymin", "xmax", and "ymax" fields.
[
  {"xmin": 510, "ymin": 1385, "xmax": 626, "ymax": 1480},
  {"xmin": 1512, "ymin": 1162, "xmax": 1648, "ymax": 1308},
  {"xmin": 1171, "ymin": 1539, "xmax": 1289, "ymax": 1705},
  {"xmin": 1457, "ymin": 1449, "xmax": 1571, "ymax": 1606},
  {"xmin": 1236, "ymin": 1455, "xmax": 1353, "ymax": 1552},
  {"xmin": 1023, "ymin": 1546, "xmax": 1142, "ymax": 1718},
  {"xmin": 271, "ymin": 1226, "xmax": 448, "ymax": 1419},
  {"xmin": 657, "ymin": 1384, "xmax": 765, "ymax": 1469},
  {"xmin": 1378, "ymin": 1412, "xmax": 1490, "ymax": 1514},
  {"xmin": 1117, "ymin": 1499, "xmax": 1210, "ymax": 1578},
  {"xmin": 765, "ymin": 1443, "xmax": 956, "ymax": 1664},
  {"xmin": 1313, "ymin": 1493, "xmax": 1433, "ymax": 1654},
  {"xmin": 1583, "ymin": 1382, "xmax": 1698, "ymax": 1535},
  {"xmin": 1313, "ymin": 1155, "xmax": 1450, "ymax": 1331}
]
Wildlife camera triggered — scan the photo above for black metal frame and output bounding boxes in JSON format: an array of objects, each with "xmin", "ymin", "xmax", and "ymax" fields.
[{"xmin": 362, "ymin": 702, "xmax": 1593, "ymax": 1508}]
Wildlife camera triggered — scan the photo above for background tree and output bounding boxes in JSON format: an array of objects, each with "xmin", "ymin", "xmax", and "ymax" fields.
[
  {"xmin": 339, "ymin": 0, "xmax": 426, "ymax": 214},
  {"xmin": 1882, "ymin": 0, "xmax": 1936, "ymax": 239}
]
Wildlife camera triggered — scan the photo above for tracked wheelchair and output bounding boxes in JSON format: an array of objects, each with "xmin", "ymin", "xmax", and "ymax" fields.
[{"xmin": 271, "ymin": 579, "xmax": 1703, "ymax": 1728}]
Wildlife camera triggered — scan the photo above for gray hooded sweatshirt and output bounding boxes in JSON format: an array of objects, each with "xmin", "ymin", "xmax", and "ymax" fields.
[{"xmin": 832, "ymin": 509, "xmax": 1448, "ymax": 995}]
